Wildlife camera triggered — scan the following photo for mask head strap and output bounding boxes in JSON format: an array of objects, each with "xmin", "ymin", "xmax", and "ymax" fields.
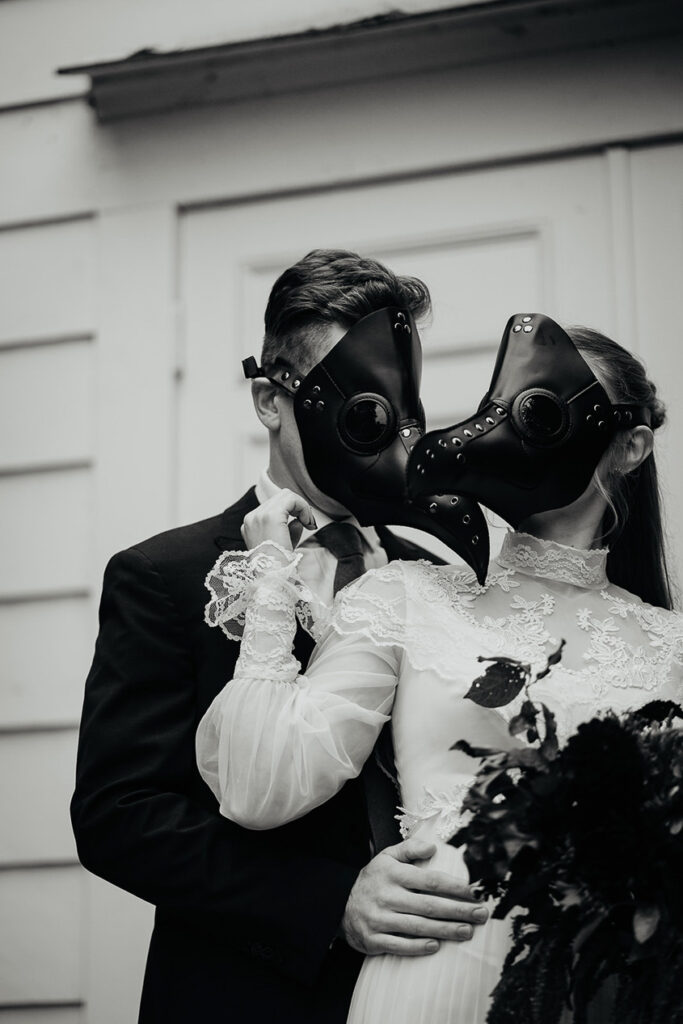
[
  {"xmin": 607, "ymin": 404, "xmax": 651, "ymax": 430},
  {"xmin": 242, "ymin": 355, "xmax": 306, "ymax": 397}
]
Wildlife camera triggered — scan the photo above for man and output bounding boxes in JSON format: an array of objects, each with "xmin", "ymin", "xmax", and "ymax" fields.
[{"xmin": 71, "ymin": 249, "xmax": 487, "ymax": 1024}]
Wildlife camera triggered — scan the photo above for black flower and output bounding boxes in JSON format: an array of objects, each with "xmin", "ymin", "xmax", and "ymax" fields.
[
  {"xmin": 452, "ymin": 673, "xmax": 683, "ymax": 1024},
  {"xmin": 560, "ymin": 716, "xmax": 646, "ymax": 900}
]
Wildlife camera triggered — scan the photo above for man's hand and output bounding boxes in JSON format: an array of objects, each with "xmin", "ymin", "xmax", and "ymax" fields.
[
  {"xmin": 242, "ymin": 489, "xmax": 317, "ymax": 550},
  {"xmin": 341, "ymin": 838, "xmax": 489, "ymax": 957}
]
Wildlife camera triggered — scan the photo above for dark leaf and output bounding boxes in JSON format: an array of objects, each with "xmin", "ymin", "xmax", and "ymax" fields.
[
  {"xmin": 477, "ymin": 654, "xmax": 527, "ymax": 667},
  {"xmin": 535, "ymin": 639, "xmax": 566, "ymax": 681},
  {"xmin": 553, "ymin": 882, "xmax": 583, "ymax": 910},
  {"xmin": 503, "ymin": 835, "xmax": 536, "ymax": 860},
  {"xmin": 633, "ymin": 904, "xmax": 660, "ymax": 944},
  {"xmin": 509, "ymin": 699, "xmax": 540, "ymax": 738},
  {"xmin": 539, "ymin": 703, "xmax": 560, "ymax": 760},
  {"xmin": 631, "ymin": 699, "xmax": 683, "ymax": 724},
  {"xmin": 546, "ymin": 639, "xmax": 566, "ymax": 666},
  {"xmin": 450, "ymin": 738, "xmax": 500, "ymax": 759},
  {"xmin": 570, "ymin": 915, "xmax": 619, "ymax": 1022},
  {"xmin": 464, "ymin": 658, "xmax": 530, "ymax": 708},
  {"xmin": 496, "ymin": 746, "xmax": 548, "ymax": 771}
]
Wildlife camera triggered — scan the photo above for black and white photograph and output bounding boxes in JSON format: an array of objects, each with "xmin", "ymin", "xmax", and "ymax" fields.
[{"xmin": 2, "ymin": 1, "xmax": 683, "ymax": 1022}]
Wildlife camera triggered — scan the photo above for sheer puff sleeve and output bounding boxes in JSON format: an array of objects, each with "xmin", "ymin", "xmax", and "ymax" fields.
[{"xmin": 196, "ymin": 553, "xmax": 408, "ymax": 830}]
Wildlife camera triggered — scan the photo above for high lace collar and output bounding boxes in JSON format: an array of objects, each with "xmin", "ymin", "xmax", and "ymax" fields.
[{"xmin": 497, "ymin": 530, "xmax": 609, "ymax": 590}]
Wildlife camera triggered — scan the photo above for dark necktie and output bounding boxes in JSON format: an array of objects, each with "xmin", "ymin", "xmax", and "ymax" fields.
[{"xmin": 314, "ymin": 522, "xmax": 366, "ymax": 595}]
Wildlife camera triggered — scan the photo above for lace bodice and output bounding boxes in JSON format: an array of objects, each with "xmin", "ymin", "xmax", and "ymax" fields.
[{"xmin": 196, "ymin": 533, "xmax": 683, "ymax": 841}]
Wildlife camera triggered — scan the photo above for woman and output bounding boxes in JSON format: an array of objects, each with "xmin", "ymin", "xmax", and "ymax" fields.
[{"xmin": 196, "ymin": 322, "xmax": 682, "ymax": 1023}]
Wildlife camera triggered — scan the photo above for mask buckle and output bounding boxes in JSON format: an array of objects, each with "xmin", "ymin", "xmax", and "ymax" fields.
[
  {"xmin": 242, "ymin": 356, "xmax": 264, "ymax": 379},
  {"xmin": 242, "ymin": 356, "xmax": 306, "ymax": 396}
]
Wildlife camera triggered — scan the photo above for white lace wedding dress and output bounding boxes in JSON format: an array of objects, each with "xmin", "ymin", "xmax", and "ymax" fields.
[{"xmin": 196, "ymin": 531, "xmax": 683, "ymax": 1024}]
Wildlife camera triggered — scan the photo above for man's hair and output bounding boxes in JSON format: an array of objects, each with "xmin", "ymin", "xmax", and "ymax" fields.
[{"xmin": 261, "ymin": 248, "xmax": 431, "ymax": 376}]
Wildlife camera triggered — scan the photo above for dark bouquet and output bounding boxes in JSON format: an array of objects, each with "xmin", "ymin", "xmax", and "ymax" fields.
[{"xmin": 452, "ymin": 643, "xmax": 683, "ymax": 1024}]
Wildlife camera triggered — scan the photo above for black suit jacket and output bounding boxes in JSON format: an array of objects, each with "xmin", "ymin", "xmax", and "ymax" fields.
[{"xmin": 71, "ymin": 488, "xmax": 442, "ymax": 1023}]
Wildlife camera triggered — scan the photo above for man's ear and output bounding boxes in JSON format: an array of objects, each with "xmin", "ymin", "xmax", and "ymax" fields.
[
  {"xmin": 251, "ymin": 379, "xmax": 283, "ymax": 433},
  {"xmin": 623, "ymin": 425, "xmax": 655, "ymax": 474}
]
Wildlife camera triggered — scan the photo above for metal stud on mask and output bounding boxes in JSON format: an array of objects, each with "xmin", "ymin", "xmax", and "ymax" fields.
[
  {"xmin": 243, "ymin": 307, "xmax": 489, "ymax": 580},
  {"xmin": 407, "ymin": 313, "xmax": 648, "ymax": 581}
]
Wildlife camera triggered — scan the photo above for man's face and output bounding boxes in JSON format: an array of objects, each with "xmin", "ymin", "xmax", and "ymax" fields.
[
  {"xmin": 255, "ymin": 305, "xmax": 492, "ymax": 577},
  {"xmin": 274, "ymin": 322, "xmax": 351, "ymax": 518}
]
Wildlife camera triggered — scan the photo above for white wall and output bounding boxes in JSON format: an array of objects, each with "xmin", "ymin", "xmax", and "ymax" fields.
[{"xmin": 1, "ymin": 4, "xmax": 682, "ymax": 1021}]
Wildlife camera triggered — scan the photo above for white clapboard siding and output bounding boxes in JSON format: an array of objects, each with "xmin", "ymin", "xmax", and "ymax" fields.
[
  {"xmin": 0, "ymin": 211, "xmax": 97, "ymax": 1018},
  {"xmin": 0, "ymin": 732, "xmax": 78, "ymax": 865},
  {"xmin": 0, "ymin": 469, "xmax": 92, "ymax": 599},
  {"xmin": 0, "ymin": 866, "xmax": 81, "ymax": 1004},
  {"xmin": 177, "ymin": 153, "xmax": 612, "ymax": 526},
  {"xmin": 0, "ymin": 218, "xmax": 95, "ymax": 347},
  {"xmin": 0, "ymin": 598, "xmax": 92, "ymax": 729},
  {"xmin": 0, "ymin": 341, "xmax": 94, "ymax": 471}
]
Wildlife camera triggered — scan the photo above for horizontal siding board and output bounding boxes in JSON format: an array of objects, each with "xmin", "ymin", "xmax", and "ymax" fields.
[
  {"xmin": 0, "ymin": 598, "xmax": 92, "ymax": 729},
  {"xmin": 0, "ymin": 469, "xmax": 93, "ymax": 599},
  {"xmin": 0, "ymin": 732, "xmax": 78, "ymax": 865},
  {"xmin": 0, "ymin": 867, "xmax": 81, "ymax": 1004},
  {"xmin": 0, "ymin": 219, "xmax": 95, "ymax": 346},
  {"xmin": 0, "ymin": 342, "xmax": 94, "ymax": 471}
]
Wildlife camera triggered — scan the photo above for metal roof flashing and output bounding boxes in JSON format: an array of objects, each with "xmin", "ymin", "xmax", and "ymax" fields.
[{"xmin": 57, "ymin": 1, "xmax": 683, "ymax": 122}]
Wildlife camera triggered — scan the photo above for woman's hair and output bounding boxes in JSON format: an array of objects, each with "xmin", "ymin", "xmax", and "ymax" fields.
[{"xmin": 567, "ymin": 326, "xmax": 674, "ymax": 610}]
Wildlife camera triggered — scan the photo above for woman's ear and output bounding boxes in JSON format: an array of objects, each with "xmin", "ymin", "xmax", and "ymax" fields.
[
  {"xmin": 595, "ymin": 425, "xmax": 654, "ymax": 487},
  {"xmin": 622, "ymin": 425, "xmax": 655, "ymax": 474},
  {"xmin": 251, "ymin": 379, "xmax": 283, "ymax": 433}
]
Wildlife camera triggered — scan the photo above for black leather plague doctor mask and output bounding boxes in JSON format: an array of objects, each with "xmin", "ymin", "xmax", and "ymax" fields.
[
  {"xmin": 407, "ymin": 313, "xmax": 649, "ymax": 582},
  {"xmin": 243, "ymin": 307, "xmax": 485, "ymax": 556}
]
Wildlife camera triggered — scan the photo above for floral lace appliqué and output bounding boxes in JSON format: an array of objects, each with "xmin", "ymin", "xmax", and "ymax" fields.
[
  {"xmin": 204, "ymin": 540, "xmax": 330, "ymax": 643},
  {"xmin": 330, "ymin": 561, "xmax": 415, "ymax": 648},
  {"xmin": 397, "ymin": 781, "xmax": 473, "ymax": 843},
  {"xmin": 575, "ymin": 591, "xmax": 683, "ymax": 695}
]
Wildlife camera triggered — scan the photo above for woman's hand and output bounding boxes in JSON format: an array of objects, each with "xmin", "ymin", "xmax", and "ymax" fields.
[{"xmin": 241, "ymin": 489, "xmax": 317, "ymax": 551}]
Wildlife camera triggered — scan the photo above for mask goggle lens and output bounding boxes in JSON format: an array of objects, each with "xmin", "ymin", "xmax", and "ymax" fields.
[
  {"xmin": 339, "ymin": 393, "xmax": 396, "ymax": 453},
  {"xmin": 512, "ymin": 388, "xmax": 569, "ymax": 446}
]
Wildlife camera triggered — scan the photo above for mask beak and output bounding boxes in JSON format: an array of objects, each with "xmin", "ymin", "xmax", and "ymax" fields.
[{"xmin": 407, "ymin": 493, "xmax": 490, "ymax": 585}]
